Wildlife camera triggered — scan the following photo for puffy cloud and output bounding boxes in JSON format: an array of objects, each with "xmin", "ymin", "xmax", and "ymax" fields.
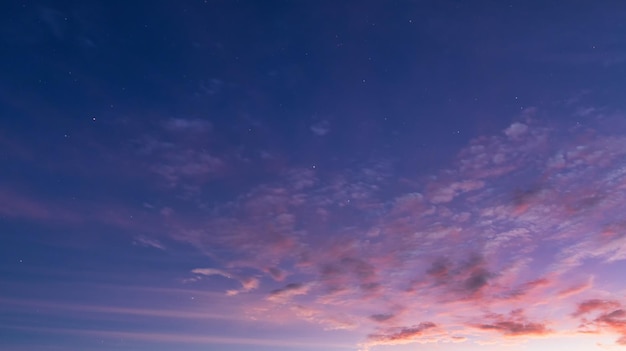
[
  {"xmin": 504, "ymin": 122, "xmax": 529, "ymax": 139},
  {"xmin": 367, "ymin": 322, "xmax": 437, "ymax": 344}
]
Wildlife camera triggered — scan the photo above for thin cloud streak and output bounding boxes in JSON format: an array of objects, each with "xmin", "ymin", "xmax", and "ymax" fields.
[{"xmin": 0, "ymin": 324, "xmax": 356, "ymax": 349}]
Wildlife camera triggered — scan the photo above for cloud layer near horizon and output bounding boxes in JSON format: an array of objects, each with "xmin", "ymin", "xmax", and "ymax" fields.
[{"xmin": 3, "ymin": 109, "xmax": 626, "ymax": 350}]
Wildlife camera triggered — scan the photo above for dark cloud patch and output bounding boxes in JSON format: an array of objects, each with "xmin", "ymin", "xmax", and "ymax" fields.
[
  {"xmin": 512, "ymin": 185, "xmax": 542, "ymax": 207},
  {"xmin": 464, "ymin": 267, "xmax": 492, "ymax": 293},
  {"xmin": 370, "ymin": 313, "xmax": 395, "ymax": 323},
  {"xmin": 426, "ymin": 257, "xmax": 450, "ymax": 282},
  {"xmin": 500, "ymin": 278, "xmax": 550, "ymax": 300},
  {"xmin": 567, "ymin": 193, "xmax": 605, "ymax": 213},
  {"xmin": 368, "ymin": 322, "xmax": 437, "ymax": 342},
  {"xmin": 267, "ymin": 267, "xmax": 286, "ymax": 281},
  {"xmin": 472, "ymin": 309, "xmax": 550, "ymax": 336},
  {"xmin": 360, "ymin": 282, "xmax": 382, "ymax": 294},
  {"xmin": 269, "ymin": 283, "xmax": 304, "ymax": 296},
  {"xmin": 595, "ymin": 309, "xmax": 626, "ymax": 324},
  {"xmin": 341, "ymin": 257, "xmax": 376, "ymax": 280},
  {"xmin": 319, "ymin": 256, "xmax": 380, "ymax": 295},
  {"xmin": 478, "ymin": 320, "xmax": 549, "ymax": 336},
  {"xmin": 425, "ymin": 254, "xmax": 493, "ymax": 297}
]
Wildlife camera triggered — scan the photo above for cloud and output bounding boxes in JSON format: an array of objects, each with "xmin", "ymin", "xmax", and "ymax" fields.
[
  {"xmin": 267, "ymin": 283, "xmax": 310, "ymax": 302},
  {"xmin": 367, "ymin": 322, "xmax": 437, "ymax": 344},
  {"xmin": 573, "ymin": 299, "xmax": 626, "ymax": 346},
  {"xmin": 318, "ymin": 256, "xmax": 381, "ymax": 297},
  {"xmin": 477, "ymin": 320, "xmax": 549, "ymax": 336},
  {"xmin": 556, "ymin": 278, "xmax": 593, "ymax": 299},
  {"xmin": 131, "ymin": 119, "xmax": 226, "ymax": 191},
  {"xmin": 496, "ymin": 277, "xmax": 551, "ymax": 301},
  {"xmin": 429, "ymin": 180, "xmax": 485, "ymax": 204},
  {"xmin": 163, "ymin": 118, "xmax": 213, "ymax": 133},
  {"xmin": 422, "ymin": 254, "xmax": 494, "ymax": 300},
  {"xmin": 573, "ymin": 299, "xmax": 622, "ymax": 317},
  {"xmin": 290, "ymin": 305, "xmax": 357, "ymax": 330},
  {"xmin": 265, "ymin": 267, "xmax": 287, "ymax": 281},
  {"xmin": 241, "ymin": 277, "xmax": 260, "ymax": 291},
  {"xmin": 133, "ymin": 236, "xmax": 166, "ymax": 250},
  {"xmin": 0, "ymin": 324, "xmax": 351, "ymax": 349},
  {"xmin": 310, "ymin": 120, "xmax": 330, "ymax": 136},
  {"xmin": 473, "ymin": 309, "xmax": 550, "ymax": 336},
  {"xmin": 504, "ymin": 122, "xmax": 529, "ymax": 139},
  {"xmin": 38, "ymin": 6, "xmax": 68, "ymax": 40},
  {"xmin": 191, "ymin": 268, "xmax": 232, "ymax": 279},
  {"xmin": 0, "ymin": 187, "xmax": 79, "ymax": 223},
  {"xmin": 151, "ymin": 150, "xmax": 224, "ymax": 185},
  {"xmin": 370, "ymin": 313, "xmax": 395, "ymax": 323},
  {"xmin": 189, "ymin": 268, "xmax": 259, "ymax": 295},
  {"xmin": 0, "ymin": 297, "xmax": 238, "ymax": 321}
]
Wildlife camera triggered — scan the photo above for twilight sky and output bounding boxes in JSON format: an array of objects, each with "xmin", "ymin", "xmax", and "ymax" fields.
[{"xmin": 2, "ymin": 1, "xmax": 626, "ymax": 350}]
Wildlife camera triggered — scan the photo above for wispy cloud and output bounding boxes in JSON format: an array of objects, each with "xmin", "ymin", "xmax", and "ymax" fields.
[
  {"xmin": 310, "ymin": 120, "xmax": 330, "ymax": 136},
  {"xmin": 188, "ymin": 268, "xmax": 259, "ymax": 295},
  {"xmin": 267, "ymin": 283, "xmax": 311, "ymax": 303},
  {"xmin": 0, "ymin": 324, "xmax": 354, "ymax": 349},
  {"xmin": 133, "ymin": 236, "xmax": 166, "ymax": 250}
]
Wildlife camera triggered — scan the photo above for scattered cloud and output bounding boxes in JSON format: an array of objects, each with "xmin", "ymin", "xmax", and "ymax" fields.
[
  {"xmin": 573, "ymin": 299, "xmax": 626, "ymax": 345},
  {"xmin": 310, "ymin": 120, "xmax": 330, "ymax": 136}
]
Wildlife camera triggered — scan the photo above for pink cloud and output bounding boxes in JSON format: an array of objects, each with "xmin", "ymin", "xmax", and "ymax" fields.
[
  {"xmin": 572, "ymin": 299, "xmax": 626, "ymax": 345},
  {"xmin": 573, "ymin": 299, "xmax": 622, "ymax": 317},
  {"xmin": 472, "ymin": 309, "xmax": 551, "ymax": 336}
]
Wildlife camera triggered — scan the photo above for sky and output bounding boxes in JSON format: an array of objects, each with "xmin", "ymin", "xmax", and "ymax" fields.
[{"xmin": 2, "ymin": 0, "xmax": 626, "ymax": 350}]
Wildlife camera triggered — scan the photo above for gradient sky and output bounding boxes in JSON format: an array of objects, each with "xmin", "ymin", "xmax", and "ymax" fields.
[{"xmin": 2, "ymin": 1, "xmax": 626, "ymax": 350}]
